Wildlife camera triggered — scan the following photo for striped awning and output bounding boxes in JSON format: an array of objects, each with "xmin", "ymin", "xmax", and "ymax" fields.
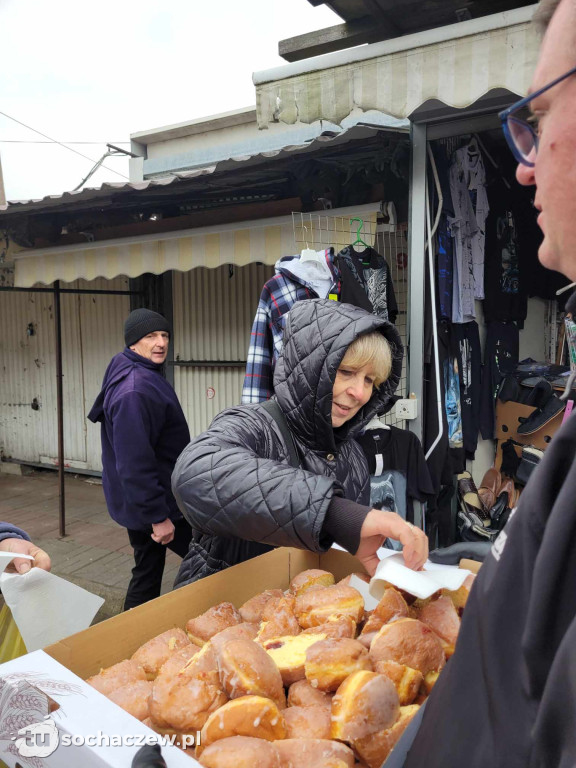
[
  {"xmin": 12, "ymin": 204, "xmax": 380, "ymax": 287},
  {"xmin": 254, "ymin": 7, "xmax": 540, "ymax": 128}
]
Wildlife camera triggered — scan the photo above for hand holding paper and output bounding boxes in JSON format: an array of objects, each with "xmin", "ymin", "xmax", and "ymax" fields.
[
  {"xmin": 0, "ymin": 538, "xmax": 51, "ymax": 574},
  {"xmin": 356, "ymin": 509, "xmax": 429, "ymax": 575}
]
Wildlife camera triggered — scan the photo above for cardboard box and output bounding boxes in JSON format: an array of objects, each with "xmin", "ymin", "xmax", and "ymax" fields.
[{"xmin": 0, "ymin": 547, "xmax": 439, "ymax": 767}]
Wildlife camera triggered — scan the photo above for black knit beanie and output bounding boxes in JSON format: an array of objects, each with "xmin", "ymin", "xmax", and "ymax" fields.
[{"xmin": 124, "ymin": 309, "xmax": 170, "ymax": 347}]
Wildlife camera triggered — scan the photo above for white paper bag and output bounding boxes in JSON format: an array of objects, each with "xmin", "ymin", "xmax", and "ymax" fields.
[{"xmin": 0, "ymin": 552, "xmax": 104, "ymax": 652}]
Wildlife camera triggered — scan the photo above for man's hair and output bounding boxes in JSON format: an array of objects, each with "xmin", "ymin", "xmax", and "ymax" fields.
[
  {"xmin": 340, "ymin": 332, "xmax": 393, "ymax": 388},
  {"xmin": 533, "ymin": 0, "xmax": 564, "ymax": 33}
]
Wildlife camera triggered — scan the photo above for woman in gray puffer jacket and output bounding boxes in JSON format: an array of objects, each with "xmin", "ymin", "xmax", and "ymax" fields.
[{"xmin": 172, "ymin": 299, "xmax": 428, "ymax": 587}]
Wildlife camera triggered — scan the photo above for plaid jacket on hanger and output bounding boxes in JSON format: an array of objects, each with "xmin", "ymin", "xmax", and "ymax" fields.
[{"xmin": 242, "ymin": 251, "xmax": 339, "ymax": 403}]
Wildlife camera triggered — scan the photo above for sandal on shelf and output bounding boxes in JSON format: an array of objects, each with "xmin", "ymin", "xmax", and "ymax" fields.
[
  {"xmin": 457, "ymin": 471, "xmax": 491, "ymax": 524},
  {"xmin": 477, "ymin": 467, "xmax": 502, "ymax": 513}
]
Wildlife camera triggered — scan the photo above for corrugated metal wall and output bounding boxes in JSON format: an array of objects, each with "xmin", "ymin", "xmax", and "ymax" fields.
[
  {"xmin": 172, "ymin": 264, "xmax": 273, "ymax": 436},
  {"xmin": 0, "ymin": 277, "xmax": 130, "ymax": 470}
]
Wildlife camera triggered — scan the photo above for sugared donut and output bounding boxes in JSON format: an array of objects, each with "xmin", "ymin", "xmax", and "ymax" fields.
[
  {"xmin": 198, "ymin": 696, "xmax": 285, "ymax": 756},
  {"xmin": 304, "ymin": 638, "xmax": 371, "ymax": 692},
  {"xmin": 289, "ymin": 569, "xmax": 335, "ymax": 596},
  {"xmin": 287, "ymin": 679, "xmax": 334, "ymax": 710},
  {"xmin": 199, "ymin": 736, "xmax": 281, "ymax": 768},
  {"xmin": 369, "ymin": 618, "xmax": 446, "ymax": 675},
  {"xmin": 186, "ymin": 603, "xmax": 242, "ymax": 646},
  {"xmin": 330, "ymin": 670, "xmax": 399, "ymax": 741},
  {"xmin": 131, "ymin": 628, "xmax": 192, "ymax": 680},
  {"xmin": 295, "ymin": 585, "xmax": 364, "ymax": 629},
  {"xmin": 239, "ymin": 590, "xmax": 284, "ymax": 624},
  {"xmin": 283, "ymin": 705, "xmax": 331, "ymax": 740},
  {"xmin": 107, "ymin": 680, "xmax": 153, "ymax": 721},
  {"xmin": 87, "ymin": 658, "xmax": 147, "ymax": 695},
  {"xmin": 215, "ymin": 637, "xmax": 286, "ymax": 709}
]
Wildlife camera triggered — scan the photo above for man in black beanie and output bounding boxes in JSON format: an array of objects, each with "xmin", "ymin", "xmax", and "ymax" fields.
[{"xmin": 88, "ymin": 308, "xmax": 191, "ymax": 609}]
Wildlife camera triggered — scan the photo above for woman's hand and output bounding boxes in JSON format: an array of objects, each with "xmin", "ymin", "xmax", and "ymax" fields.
[
  {"xmin": 355, "ymin": 509, "xmax": 429, "ymax": 576},
  {"xmin": 0, "ymin": 538, "xmax": 51, "ymax": 573}
]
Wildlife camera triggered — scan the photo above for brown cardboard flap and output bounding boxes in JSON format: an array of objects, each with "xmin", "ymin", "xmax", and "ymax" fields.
[{"xmin": 459, "ymin": 558, "xmax": 482, "ymax": 574}]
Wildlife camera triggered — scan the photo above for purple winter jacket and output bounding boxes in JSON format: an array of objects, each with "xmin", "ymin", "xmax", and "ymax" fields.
[{"xmin": 88, "ymin": 349, "xmax": 190, "ymax": 531}]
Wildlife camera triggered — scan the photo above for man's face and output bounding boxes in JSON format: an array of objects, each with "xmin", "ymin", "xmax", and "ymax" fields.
[
  {"xmin": 130, "ymin": 331, "xmax": 169, "ymax": 363},
  {"xmin": 516, "ymin": 0, "xmax": 576, "ymax": 280}
]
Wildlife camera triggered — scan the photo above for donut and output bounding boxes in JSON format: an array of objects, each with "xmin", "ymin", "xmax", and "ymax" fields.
[
  {"xmin": 131, "ymin": 628, "xmax": 192, "ymax": 680},
  {"xmin": 330, "ymin": 670, "xmax": 399, "ymax": 742},
  {"xmin": 369, "ymin": 618, "xmax": 446, "ymax": 675},
  {"xmin": 289, "ymin": 569, "xmax": 335, "ymax": 596},
  {"xmin": 295, "ymin": 585, "xmax": 364, "ymax": 629},
  {"xmin": 304, "ymin": 638, "xmax": 371, "ymax": 692},
  {"xmin": 186, "ymin": 603, "xmax": 242, "ymax": 646}
]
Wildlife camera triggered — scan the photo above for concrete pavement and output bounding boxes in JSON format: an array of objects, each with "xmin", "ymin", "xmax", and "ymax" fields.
[{"xmin": 0, "ymin": 467, "xmax": 182, "ymax": 623}]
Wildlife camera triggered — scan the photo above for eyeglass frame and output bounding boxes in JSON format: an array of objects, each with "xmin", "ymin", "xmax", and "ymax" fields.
[{"xmin": 499, "ymin": 64, "xmax": 576, "ymax": 167}]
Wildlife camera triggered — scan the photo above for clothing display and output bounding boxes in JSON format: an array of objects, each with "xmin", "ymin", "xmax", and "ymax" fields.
[
  {"xmin": 483, "ymin": 178, "xmax": 528, "ymax": 325},
  {"xmin": 449, "ymin": 143, "xmax": 489, "ymax": 322},
  {"xmin": 453, "ymin": 321, "xmax": 482, "ymax": 458},
  {"xmin": 357, "ymin": 427, "xmax": 435, "ymax": 527},
  {"xmin": 335, "ymin": 245, "xmax": 398, "ymax": 323},
  {"xmin": 479, "ymin": 321, "xmax": 520, "ymax": 440},
  {"xmin": 242, "ymin": 249, "xmax": 339, "ymax": 404}
]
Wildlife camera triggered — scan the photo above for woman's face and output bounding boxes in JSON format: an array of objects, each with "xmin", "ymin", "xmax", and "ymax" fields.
[{"xmin": 331, "ymin": 363, "xmax": 376, "ymax": 427}]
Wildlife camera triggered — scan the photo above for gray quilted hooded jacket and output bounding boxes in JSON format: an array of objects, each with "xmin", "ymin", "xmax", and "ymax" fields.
[{"xmin": 173, "ymin": 299, "xmax": 403, "ymax": 587}]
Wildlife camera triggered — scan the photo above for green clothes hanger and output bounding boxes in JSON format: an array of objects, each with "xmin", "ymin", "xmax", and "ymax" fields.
[{"xmin": 350, "ymin": 217, "xmax": 370, "ymax": 265}]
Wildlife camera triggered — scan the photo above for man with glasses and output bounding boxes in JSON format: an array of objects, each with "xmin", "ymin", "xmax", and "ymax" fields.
[{"xmin": 405, "ymin": 2, "xmax": 576, "ymax": 766}]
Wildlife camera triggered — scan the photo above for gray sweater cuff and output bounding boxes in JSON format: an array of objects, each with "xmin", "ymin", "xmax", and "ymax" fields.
[{"xmin": 322, "ymin": 496, "xmax": 371, "ymax": 555}]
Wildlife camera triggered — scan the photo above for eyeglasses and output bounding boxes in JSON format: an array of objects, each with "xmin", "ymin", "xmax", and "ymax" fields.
[{"xmin": 499, "ymin": 64, "xmax": 576, "ymax": 167}]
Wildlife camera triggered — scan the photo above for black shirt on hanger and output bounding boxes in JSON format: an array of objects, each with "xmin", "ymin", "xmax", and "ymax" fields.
[
  {"xmin": 336, "ymin": 245, "xmax": 398, "ymax": 323},
  {"xmin": 357, "ymin": 427, "xmax": 435, "ymax": 525}
]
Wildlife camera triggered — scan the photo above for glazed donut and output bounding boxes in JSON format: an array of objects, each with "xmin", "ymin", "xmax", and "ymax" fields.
[
  {"xmin": 352, "ymin": 704, "xmax": 420, "ymax": 768},
  {"xmin": 198, "ymin": 695, "xmax": 285, "ymax": 756},
  {"xmin": 289, "ymin": 569, "xmax": 335, "ymax": 596},
  {"xmin": 330, "ymin": 670, "xmax": 399, "ymax": 742},
  {"xmin": 257, "ymin": 595, "xmax": 301, "ymax": 641},
  {"xmin": 149, "ymin": 643, "xmax": 227, "ymax": 731},
  {"xmin": 274, "ymin": 738, "xmax": 355, "ymax": 768},
  {"xmin": 87, "ymin": 658, "xmax": 147, "ymax": 695},
  {"xmin": 262, "ymin": 632, "xmax": 326, "ymax": 686},
  {"xmin": 131, "ymin": 628, "xmax": 192, "ymax": 680},
  {"xmin": 373, "ymin": 660, "xmax": 423, "ymax": 706},
  {"xmin": 304, "ymin": 638, "xmax": 371, "ymax": 692},
  {"xmin": 239, "ymin": 590, "xmax": 284, "ymax": 624},
  {"xmin": 441, "ymin": 572, "xmax": 476, "ymax": 612},
  {"xmin": 282, "ymin": 705, "xmax": 331, "ymax": 740},
  {"xmin": 215, "ymin": 637, "xmax": 286, "ymax": 709},
  {"xmin": 295, "ymin": 585, "xmax": 364, "ymax": 629},
  {"xmin": 369, "ymin": 618, "xmax": 446, "ymax": 675},
  {"xmin": 198, "ymin": 736, "xmax": 281, "ymax": 768},
  {"xmin": 107, "ymin": 680, "xmax": 153, "ymax": 721},
  {"xmin": 186, "ymin": 603, "xmax": 242, "ymax": 646},
  {"xmin": 287, "ymin": 679, "xmax": 334, "ymax": 710},
  {"xmin": 302, "ymin": 615, "xmax": 357, "ymax": 640},
  {"xmin": 417, "ymin": 595, "xmax": 461, "ymax": 657},
  {"xmin": 360, "ymin": 587, "xmax": 409, "ymax": 636}
]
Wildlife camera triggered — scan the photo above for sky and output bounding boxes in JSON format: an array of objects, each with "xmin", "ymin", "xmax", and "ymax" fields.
[{"xmin": 0, "ymin": 0, "xmax": 339, "ymax": 202}]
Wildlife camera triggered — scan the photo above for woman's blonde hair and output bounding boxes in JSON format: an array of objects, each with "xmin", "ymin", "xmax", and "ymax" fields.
[{"xmin": 339, "ymin": 331, "xmax": 392, "ymax": 388}]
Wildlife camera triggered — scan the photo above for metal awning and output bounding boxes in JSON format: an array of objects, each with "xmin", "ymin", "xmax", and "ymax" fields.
[
  {"xmin": 254, "ymin": 6, "xmax": 539, "ymax": 127},
  {"xmin": 12, "ymin": 203, "xmax": 380, "ymax": 287}
]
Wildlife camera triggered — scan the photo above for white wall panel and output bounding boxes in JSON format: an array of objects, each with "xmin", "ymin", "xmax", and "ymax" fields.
[
  {"xmin": 0, "ymin": 277, "xmax": 130, "ymax": 471},
  {"xmin": 173, "ymin": 264, "xmax": 273, "ymax": 436}
]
